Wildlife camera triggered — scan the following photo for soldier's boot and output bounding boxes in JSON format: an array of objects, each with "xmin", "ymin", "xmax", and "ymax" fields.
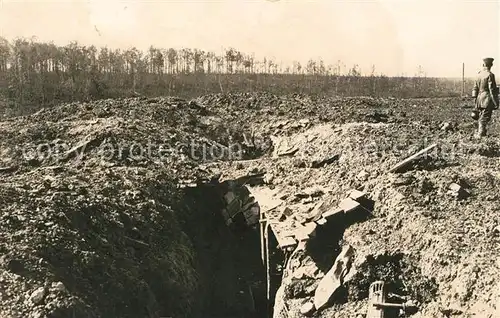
[{"xmin": 477, "ymin": 122, "xmax": 487, "ymax": 138}]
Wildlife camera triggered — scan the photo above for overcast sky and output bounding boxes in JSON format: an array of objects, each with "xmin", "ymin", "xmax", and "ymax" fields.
[{"xmin": 1, "ymin": 0, "xmax": 499, "ymax": 77}]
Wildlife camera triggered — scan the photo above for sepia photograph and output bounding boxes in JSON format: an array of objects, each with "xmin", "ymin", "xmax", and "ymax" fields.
[{"xmin": 0, "ymin": 0, "xmax": 499, "ymax": 317}]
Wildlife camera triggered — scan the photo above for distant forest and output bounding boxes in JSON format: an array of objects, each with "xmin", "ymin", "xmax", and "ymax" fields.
[{"xmin": 0, "ymin": 37, "xmax": 472, "ymax": 116}]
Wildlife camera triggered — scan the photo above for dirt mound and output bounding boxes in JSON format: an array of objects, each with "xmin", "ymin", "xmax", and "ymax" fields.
[{"xmin": 0, "ymin": 167, "xmax": 200, "ymax": 318}]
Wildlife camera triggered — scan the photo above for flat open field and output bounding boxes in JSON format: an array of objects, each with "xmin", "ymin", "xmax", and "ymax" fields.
[{"xmin": 0, "ymin": 93, "xmax": 499, "ymax": 318}]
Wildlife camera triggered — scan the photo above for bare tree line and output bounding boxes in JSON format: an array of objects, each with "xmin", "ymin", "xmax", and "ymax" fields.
[{"xmin": 0, "ymin": 37, "xmax": 471, "ymax": 115}]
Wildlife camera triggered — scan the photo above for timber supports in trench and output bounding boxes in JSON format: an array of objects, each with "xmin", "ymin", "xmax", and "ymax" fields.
[
  {"xmin": 259, "ymin": 189, "xmax": 375, "ymax": 317},
  {"xmin": 261, "ymin": 216, "xmax": 288, "ymax": 318},
  {"xmin": 182, "ymin": 173, "xmax": 374, "ymax": 317}
]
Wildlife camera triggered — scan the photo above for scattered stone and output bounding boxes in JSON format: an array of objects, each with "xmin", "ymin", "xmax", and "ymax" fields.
[
  {"xmin": 440, "ymin": 306, "xmax": 464, "ymax": 316},
  {"xmin": 277, "ymin": 145, "xmax": 299, "ymax": 157},
  {"xmin": 316, "ymin": 218, "xmax": 327, "ymax": 226},
  {"xmin": 264, "ymin": 173, "xmax": 274, "ymax": 184},
  {"xmin": 52, "ymin": 281, "xmax": 66, "ymax": 292},
  {"xmin": 447, "ymin": 183, "xmax": 470, "ymax": 200},
  {"xmin": 299, "ymin": 118, "xmax": 310, "ymax": 126},
  {"xmin": 441, "ymin": 122, "xmax": 452, "ymax": 131},
  {"xmin": 356, "ymin": 170, "xmax": 369, "ymax": 181},
  {"xmin": 449, "ymin": 183, "xmax": 461, "ymax": 192},
  {"xmin": 300, "ymin": 301, "xmax": 315, "ymax": 316},
  {"xmin": 29, "ymin": 287, "xmax": 45, "ymax": 305}
]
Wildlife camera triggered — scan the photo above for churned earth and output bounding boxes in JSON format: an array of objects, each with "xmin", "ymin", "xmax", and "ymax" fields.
[{"xmin": 0, "ymin": 92, "xmax": 499, "ymax": 318}]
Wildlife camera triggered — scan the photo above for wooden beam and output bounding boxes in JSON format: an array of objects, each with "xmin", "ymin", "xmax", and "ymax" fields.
[
  {"xmin": 260, "ymin": 211, "xmax": 267, "ymax": 265},
  {"xmin": 389, "ymin": 143, "xmax": 437, "ymax": 173}
]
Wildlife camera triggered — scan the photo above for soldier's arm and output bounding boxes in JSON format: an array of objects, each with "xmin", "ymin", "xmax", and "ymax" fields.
[
  {"xmin": 472, "ymin": 79, "xmax": 479, "ymax": 98},
  {"xmin": 488, "ymin": 73, "xmax": 499, "ymax": 108}
]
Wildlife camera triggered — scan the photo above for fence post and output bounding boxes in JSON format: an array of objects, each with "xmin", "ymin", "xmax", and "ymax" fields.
[{"xmin": 462, "ymin": 63, "xmax": 465, "ymax": 96}]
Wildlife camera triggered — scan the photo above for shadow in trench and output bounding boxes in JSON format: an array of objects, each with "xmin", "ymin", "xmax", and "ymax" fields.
[{"xmin": 181, "ymin": 183, "xmax": 267, "ymax": 318}]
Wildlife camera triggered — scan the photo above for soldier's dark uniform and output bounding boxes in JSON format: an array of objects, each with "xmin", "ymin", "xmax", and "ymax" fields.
[{"xmin": 472, "ymin": 57, "xmax": 499, "ymax": 137}]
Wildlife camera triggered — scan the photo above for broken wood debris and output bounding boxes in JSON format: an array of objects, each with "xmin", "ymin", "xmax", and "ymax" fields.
[
  {"xmin": 389, "ymin": 143, "xmax": 437, "ymax": 173},
  {"xmin": 0, "ymin": 166, "xmax": 18, "ymax": 173},
  {"xmin": 277, "ymin": 146, "xmax": 299, "ymax": 157},
  {"xmin": 124, "ymin": 236, "xmax": 150, "ymax": 248},
  {"xmin": 311, "ymin": 154, "xmax": 340, "ymax": 168},
  {"xmin": 304, "ymin": 200, "xmax": 329, "ymax": 223},
  {"xmin": 314, "ymin": 245, "xmax": 355, "ymax": 310},
  {"xmin": 367, "ymin": 281, "xmax": 419, "ymax": 317},
  {"xmin": 278, "ymin": 206, "xmax": 293, "ymax": 221},
  {"xmin": 322, "ymin": 207, "xmax": 344, "ymax": 221},
  {"xmin": 266, "ymin": 189, "xmax": 372, "ymax": 251},
  {"xmin": 338, "ymin": 197, "xmax": 362, "ymax": 214},
  {"xmin": 60, "ymin": 134, "xmax": 101, "ymax": 163}
]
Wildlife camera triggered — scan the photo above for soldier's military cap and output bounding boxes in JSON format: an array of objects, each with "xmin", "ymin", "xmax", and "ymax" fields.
[{"xmin": 483, "ymin": 57, "xmax": 494, "ymax": 65}]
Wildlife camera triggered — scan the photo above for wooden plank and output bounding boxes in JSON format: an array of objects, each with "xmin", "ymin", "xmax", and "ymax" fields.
[
  {"xmin": 265, "ymin": 223, "xmax": 271, "ymax": 301},
  {"xmin": 0, "ymin": 166, "xmax": 17, "ymax": 173},
  {"xmin": 260, "ymin": 211, "xmax": 267, "ymax": 266},
  {"xmin": 323, "ymin": 207, "xmax": 344, "ymax": 220},
  {"xmin": 389, "ymin": 143, "xmax": 437, "ymax": 173},
  {"xmin": 349, "ymin": 189, "xmax": 366, "ymax": 202},
  {"xmin": 338, "ymin": 198, "xmax": 361, "ymax": 213},
  {"xmin": 277, "ymin": 236, "xmax": 297, "ymax": 249},
  {"xmin": 269, "ymin": 223, "xmax": 297, "ymax": 249},
  {"xmin": 293, "ymin": 223, "xmax": 317, "ymax": 241}
]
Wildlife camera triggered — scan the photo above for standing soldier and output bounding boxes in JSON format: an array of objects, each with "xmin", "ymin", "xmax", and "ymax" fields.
[{"xmin": 472, "ymin": 57, "xmax": 499, "ymax": 138}]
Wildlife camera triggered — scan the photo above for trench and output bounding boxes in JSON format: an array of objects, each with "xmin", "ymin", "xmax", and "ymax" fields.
[
  {"xmin": 176, "ymin": 175, "xmax": 385, "ymax": 317},
  {"xmin": 168, "ymin": 139, "xmax": 439, "ymax": 317},
  {"xmin": 176, "ymin": 176, "xmax": 377, "ymax": 317},
  {"xmin": 180, "ymin": 177, "xmax": 268, "ymax": 318}
]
